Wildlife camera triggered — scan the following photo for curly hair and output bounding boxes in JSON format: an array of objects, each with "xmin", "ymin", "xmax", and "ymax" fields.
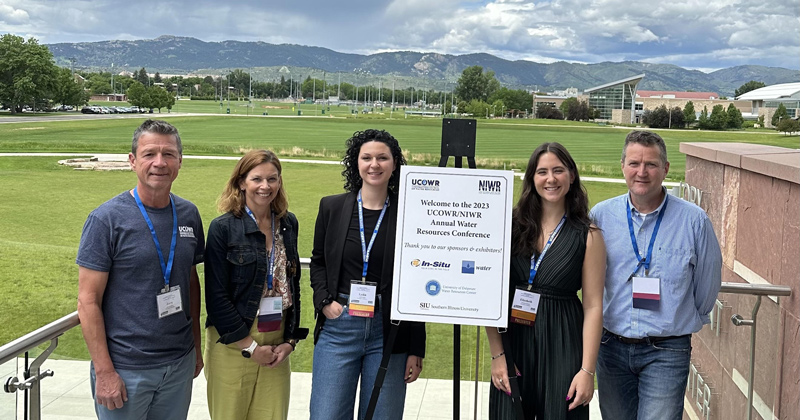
[
  {"xmin": 341, "ymin": 129, "xmax": 406, "ymax": 193},
  {"xmin": 217, "ymin": 150, "xmax": 288, "ymax": 219},
  {"xmin": 511, "ymin": 142, "xmax": 592, "ymax": 257}
]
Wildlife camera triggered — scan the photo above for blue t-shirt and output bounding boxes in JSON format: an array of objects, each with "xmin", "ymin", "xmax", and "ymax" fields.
[{"xmin": 76, "ymin": 191, "xmax": 205, "ymax": 369}]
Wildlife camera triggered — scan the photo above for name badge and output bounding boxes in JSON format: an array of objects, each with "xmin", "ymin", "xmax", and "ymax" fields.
[
  {"xmin": 156, "ymin": 285, "xmax": 183, "ymax": 319},
  {"xmin": 510, "ymin": 287, "xmax": 541, "ymax": 326},
  {"xmin": 348, "ymin": 281, "xmax": 377, "ymax": 318},
  {"xmin": 632, "ymin": 276, "xmax": 660, "ymax": 310},
  {"xmin": 257, "ymin": 296, "xmax": 283, "ymax": 332}
]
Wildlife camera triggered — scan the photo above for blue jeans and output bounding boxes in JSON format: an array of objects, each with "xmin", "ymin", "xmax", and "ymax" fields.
[
  {"xmin": 90, "ymin": 347, "xmax": 195, "ymax": 420},
  {"xmin": 310, "ymin": 299, "xmax": 408, "ymax": 420},
  {"xmin": 596, "ymin": 331, "xmax": 691, "ymax": 420}
]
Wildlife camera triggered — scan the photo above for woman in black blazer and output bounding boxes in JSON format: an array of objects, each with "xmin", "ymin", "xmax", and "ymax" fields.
[{"xmin": 309, "ymin": 129, "xmax": 426, "ymax": 420}]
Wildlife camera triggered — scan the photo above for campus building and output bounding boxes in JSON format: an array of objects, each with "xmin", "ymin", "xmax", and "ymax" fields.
[
  {"xmin": 736, "ymin": 82, "xmax": 800, "ymax": 128},
  {"xmin": 584, "ymin": 74, "xmax": 644, "ymax": 123}
]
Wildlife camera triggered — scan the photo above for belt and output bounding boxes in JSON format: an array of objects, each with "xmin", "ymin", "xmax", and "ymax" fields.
[{"xmin": 604, "ymin": 329, "xmax": 690, "ymax": 345}]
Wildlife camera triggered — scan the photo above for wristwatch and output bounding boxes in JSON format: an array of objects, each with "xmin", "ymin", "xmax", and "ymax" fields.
[
  {"xmin": 285, "ymin": 339, "xmax": 298, "ymax": 351},
  {"xmin": 241, "ymin": 341, "xmax": 258, "ymax": 358},
  {"xmin": 319, "ymin": 296, "xmax": 333, "ymax": 310}
]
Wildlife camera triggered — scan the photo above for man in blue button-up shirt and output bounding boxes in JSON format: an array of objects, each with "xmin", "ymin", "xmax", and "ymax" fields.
[{"xmin": 590, "ymin": 131, "xmax": 722, "ymax": 420}]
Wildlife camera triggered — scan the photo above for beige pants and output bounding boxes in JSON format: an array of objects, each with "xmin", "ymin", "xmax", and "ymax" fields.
[{"xmin": 204, "ymin": 322, "xmax": 291, "ymax": 420}]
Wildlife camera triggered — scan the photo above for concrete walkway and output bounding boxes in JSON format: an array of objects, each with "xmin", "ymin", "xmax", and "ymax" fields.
[{"xmin": 1, "ymin": 359, "xmax": 601, "ymax": 419}]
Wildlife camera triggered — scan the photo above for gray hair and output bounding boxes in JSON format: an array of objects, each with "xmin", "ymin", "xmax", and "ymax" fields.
[
  {"xmin": 621, "ymin": 130, "xmax": 667, "ymax": 164},
  {"xmin": 131, "ymin": 119, "xmax": 182, "ymax": 155}
]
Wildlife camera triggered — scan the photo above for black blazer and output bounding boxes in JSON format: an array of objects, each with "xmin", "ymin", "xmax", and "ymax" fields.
[{"xmin": 310, "ymin": 191, "xmax": 426, "ymax": 357}]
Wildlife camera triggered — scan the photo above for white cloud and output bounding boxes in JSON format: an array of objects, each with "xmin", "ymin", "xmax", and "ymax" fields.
[{"xmin": 0, "ymin": 0, "xmax": 796, "ymax": 69}]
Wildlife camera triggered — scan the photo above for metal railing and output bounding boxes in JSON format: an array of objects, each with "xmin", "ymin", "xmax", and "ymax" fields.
[
  {"xmin": 0, "ymin": 272, "xmax": 792, "ymax": 420},
  {"xmin": 0, "ymin": 258, "xmax": 311, "ymax": 420},
  {"xmin": 718, "ymin": 282, "xmax": 791, "ymax": 420}
]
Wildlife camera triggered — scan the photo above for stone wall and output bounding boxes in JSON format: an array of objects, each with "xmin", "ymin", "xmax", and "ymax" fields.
[{"xmin": 679, "ymin": 143, "xmax": 799, "ymax": 420}]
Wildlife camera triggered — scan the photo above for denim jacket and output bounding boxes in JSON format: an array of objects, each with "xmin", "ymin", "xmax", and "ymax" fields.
[{"xmin": 204, "ymin": 211, "xmax": 308, "ymax": 344}]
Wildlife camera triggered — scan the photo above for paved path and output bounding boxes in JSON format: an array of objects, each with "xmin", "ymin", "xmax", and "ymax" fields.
[{"xmin": 1, "ymin": 359, "xmax": 600, "ymax": 419}]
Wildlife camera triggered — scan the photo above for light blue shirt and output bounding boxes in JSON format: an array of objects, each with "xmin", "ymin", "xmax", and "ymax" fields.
[{"xmin": 590, "ymin": 190, "xmax": 722, "ymax": 338}]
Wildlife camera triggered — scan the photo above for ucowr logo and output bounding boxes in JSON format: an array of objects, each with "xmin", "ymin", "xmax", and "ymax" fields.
[{"xmin": 411, "ymin": 178, "xmax": 440, "ymax": 191}]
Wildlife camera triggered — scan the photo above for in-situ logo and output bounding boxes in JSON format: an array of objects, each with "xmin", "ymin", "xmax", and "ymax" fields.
[
  {"xmin": 425, "ymin": 280, "xmax": 441, "ymax": 296},
  {"xmin": 411, "ymin": 259, "xmax": 451, "ymax": 270},
  {"xmin": 478, "ymin": 179, "xmax": 502, "ymax": 195},
  {"xmin": 411, "ymin": 178, "xmax": 440, "ymax": 191}
]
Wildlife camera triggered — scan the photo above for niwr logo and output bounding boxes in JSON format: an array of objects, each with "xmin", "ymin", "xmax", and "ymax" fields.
[
  {"xmin": 478, "ymin": 180, "xmax": 502, "ymax": 195},
  {"xmin": 411, "ymin": 178, "xmax": 440, "ymax": 191}
]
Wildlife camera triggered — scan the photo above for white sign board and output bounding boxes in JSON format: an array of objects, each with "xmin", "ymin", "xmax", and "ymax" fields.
[{"xmin": 391, "ymin": 166, "xmax": 513, "ymax": 327}]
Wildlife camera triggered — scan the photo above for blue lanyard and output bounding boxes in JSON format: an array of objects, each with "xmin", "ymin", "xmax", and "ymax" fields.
[
  {"xmin": 529, "ymin": 215, "xmax": 567, "ymax": 284},
  {"xmin": 357, "ymin": 190, "xmax": 389, "ymax": 281},
  {"xmin": 245, "ymin": 206, "xmax": 276, "ymax": 290},
  {"xmin": 133, "ymin": 187, "xmax": 177, "ymax": 289},
  {"xmin": 626, "ymin": 195, "xmax": 668, "ymax": 280}
]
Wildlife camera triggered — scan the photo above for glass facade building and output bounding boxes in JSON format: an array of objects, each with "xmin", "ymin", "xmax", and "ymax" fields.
[{"xmin": 585, "ymin": 74, "xmax": 644, "ymax": 122}]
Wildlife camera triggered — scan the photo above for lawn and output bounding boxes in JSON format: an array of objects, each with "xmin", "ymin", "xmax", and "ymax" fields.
[
  {"xmin": 0, "ymin": 154, "xmax": 626, "ymax": 380},
  {"xmin": 0, "ymin": 114, "xmax": 794, "ymax": 379}
]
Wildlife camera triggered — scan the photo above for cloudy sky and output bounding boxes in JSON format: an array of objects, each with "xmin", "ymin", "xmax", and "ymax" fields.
[{"xmin": 1, "ymin": 0, "xmax": 798, "ymax": 71}]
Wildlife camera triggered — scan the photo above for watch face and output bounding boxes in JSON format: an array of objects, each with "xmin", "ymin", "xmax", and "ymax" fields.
[{"xmin": 242, "ymin": 350, "xmax": 252, "ymax": 358}]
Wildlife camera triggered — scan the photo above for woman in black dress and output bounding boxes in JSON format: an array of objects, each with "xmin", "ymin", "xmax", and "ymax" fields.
[{"xmin": 486, "ymin": 142, "xmax": 605, "ymax": 419}]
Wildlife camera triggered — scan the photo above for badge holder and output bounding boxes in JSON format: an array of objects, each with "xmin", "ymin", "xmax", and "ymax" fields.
[
  {"xmin": 632, "ymin": 276, "xmax": 660, "ymax": 310},
  {"xmin": 510, "ymin": 285, "xmax": 541, "ymax": 326},
  {"xmin": 156, "ymin": 285, "xmax": 182, "ymax": 319},
  {"xmin": 348, "ymin": 279, "xmax": 378, "ymax": 318},
  {"xmin": 257, "ymin": 295, "xmax": 283, "ymax": 332}
]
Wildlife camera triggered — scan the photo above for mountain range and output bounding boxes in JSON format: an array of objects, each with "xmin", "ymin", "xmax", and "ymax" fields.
[{"xmin": 47, "ymin": 35, "xmax": 800, "ymax": 97}]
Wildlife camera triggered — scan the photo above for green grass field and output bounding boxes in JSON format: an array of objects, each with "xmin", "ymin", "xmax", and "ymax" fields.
[{"xmin": 1, "ymin": 112, "xmax": 795, "ymax": 379}]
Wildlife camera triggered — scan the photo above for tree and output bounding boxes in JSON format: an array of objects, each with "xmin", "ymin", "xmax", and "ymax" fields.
[
  {"xmin": 642, "ymin": 105, "xmax": 672, "ymax": 128},
  {"xmin": 707, "ymin": 105, "xmax": 728, "ymax": 130},
  {"xmin": 0, "ymin": 34, "xmax": 58, "ymax": 114},
  {"xmin": 771, "ymin": 103, "xmax": 789, "ymax": 127},
  {"xmin": 776, "ymin": 118, "xmax": 800, "ymax": 135},
  {"xmin": 136, "ymin": 67, "xmax": 149, "ymax": 85},
  {"xmin": 455, "ymin": 66, "xmax": 499, "ymax": 102},
  {"xmin": 51, "ymin": 66, "xmax": 89, "ymax": 108},
  {"xmin": 536, "ymin": 103, "xmax": 563, "ymax": 120},
  {"xmin": 698, "ymin": 106, "xmax": 709, "ymax": 130},
  {"xmin": 669, "ymin": 106, "xmax": 685, "ymax": 128},
  {"xmin": 726, "ymin": 104, "xmax": 743, "ymax": 129},
  {"xmin": 153, "ymin": 72, "xmax": 162, "ymax": 84},
  {"xmin": 735, "ymin": 81, "xmax": 766, "ymax": 98},
  {"xmin": 683, "ymin": 101, "xmax": 696, "ymax": 127},
  {"xmin": 489, "ymin": 87, "xmax": 531, "ymax": 113}
]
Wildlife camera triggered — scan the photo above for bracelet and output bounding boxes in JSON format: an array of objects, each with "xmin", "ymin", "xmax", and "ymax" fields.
[
  {"xmin": 580, "ymin": 367, "xmax": 595, "ymax": 377},
  {"xmin": 284, "ymin": 339, "xmax": 297, "ymax": 351},
  {"xmin": 491, "ymin": 352, "xmax": 505, "ymax": 360}
]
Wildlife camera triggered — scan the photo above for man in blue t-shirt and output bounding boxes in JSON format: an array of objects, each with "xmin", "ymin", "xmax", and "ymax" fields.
[{"xmin": 76, "ymin": 119, "xmax": 205, "ymax": 420}]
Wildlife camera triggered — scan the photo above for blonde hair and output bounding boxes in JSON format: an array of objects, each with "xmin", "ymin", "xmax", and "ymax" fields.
[{"xmin": 218, "ymin": 150, "xmax": 288, "ymax": 218}]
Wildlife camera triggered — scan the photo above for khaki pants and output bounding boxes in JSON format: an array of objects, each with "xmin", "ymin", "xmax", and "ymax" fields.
[{"xmin": 204, "ymin": 322, "xmax": 291, "ymax": 420}]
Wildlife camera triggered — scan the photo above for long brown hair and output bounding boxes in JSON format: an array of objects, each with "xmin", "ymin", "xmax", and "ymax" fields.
[
  {"xmin": 218, "ymin": 150, "xmax": 288, "ymax": 219},
  {"xmin": 511, "ymin": 142, "xmax": 591, "ymax": 257}
]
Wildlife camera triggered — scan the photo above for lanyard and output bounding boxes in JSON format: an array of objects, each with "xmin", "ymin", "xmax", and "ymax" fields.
[
  {"xmin": 626, "ymin": 195, "xmax": 668, "ymax": 279},
  {"xmin": 357, "ymin": 190, "xmax": 389, "ymax": 282},
  {"xmin": 529, "ymin": 215, "xmax": 567, "ymax": 285},
  {"xmin": 133, "ymin": 187, "xmax": 177, "ymax": 289},
  {"xmin": 245, "ymin": 206, "xmax": 277, "ymax": 290}
]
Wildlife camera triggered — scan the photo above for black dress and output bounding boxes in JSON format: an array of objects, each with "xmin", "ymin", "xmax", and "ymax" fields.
[{"xmin": 489, "ymin": 221, "xmax": 589, "ymax": 420}]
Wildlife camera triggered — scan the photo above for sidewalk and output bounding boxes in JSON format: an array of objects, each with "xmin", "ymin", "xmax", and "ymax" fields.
[{"xmin": 1, "ymin": 359, "xmax": 601, "ymax": 419}]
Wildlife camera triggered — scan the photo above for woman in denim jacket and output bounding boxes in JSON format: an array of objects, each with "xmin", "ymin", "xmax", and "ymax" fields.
[{"xmin": 204, "ymin": 150, "xmax": 308, "ymax": 420}]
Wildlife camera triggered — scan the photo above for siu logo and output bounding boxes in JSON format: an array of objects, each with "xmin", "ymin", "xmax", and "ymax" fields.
[{"xmin": 478, "ymin": 180, "xmax": 502, "ymax": 195}]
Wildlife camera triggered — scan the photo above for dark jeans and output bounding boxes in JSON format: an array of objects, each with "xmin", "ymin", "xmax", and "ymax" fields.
[{"xmin": 597, "ymin": 330, "xmax": 691, "ymax": 420}]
